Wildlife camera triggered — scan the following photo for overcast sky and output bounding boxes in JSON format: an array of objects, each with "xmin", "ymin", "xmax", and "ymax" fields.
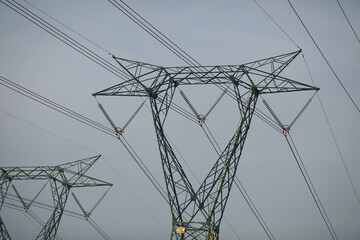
[{"xmin": 0, "ymin": 0, "xmax": 359, "ymax": 239}]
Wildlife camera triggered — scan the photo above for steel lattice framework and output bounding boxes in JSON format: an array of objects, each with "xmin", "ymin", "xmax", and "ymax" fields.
[
  {"xmin": 0, "ymin": 155, "xmax": 112, "ymax": 240},
  {"xmin": 93, "ymin": 49, "xmax": 319, "ymax": 239}
]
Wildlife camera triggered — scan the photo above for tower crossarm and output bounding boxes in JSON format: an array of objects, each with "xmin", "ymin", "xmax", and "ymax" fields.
[
  {"xmin": 0, "ymin": 155, "xmax": 112, "ymax": 188},
  {"xmin": 1, "ymin": 166, "xmax": 54, "ymax": 181},
  {"xmin": 93, "ymin": 50, "xmax": 318, "ymax": 99}
]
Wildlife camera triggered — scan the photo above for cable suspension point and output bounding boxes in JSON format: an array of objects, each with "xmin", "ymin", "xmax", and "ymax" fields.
[
  {"xmin": 261, "ymin": 92, "xmax": 317, "ymax": 134},
  {"xmin": 179, "ymin": 86, "xmax": 229, "ymax": 126},
  {"xmin": 95, "ymin": 96, "xmax": 147, "ymax": 137}
]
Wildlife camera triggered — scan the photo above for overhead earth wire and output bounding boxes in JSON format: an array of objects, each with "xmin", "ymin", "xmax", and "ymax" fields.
[
  {"xmin": 287, "ymin": 0, "xmax": 359, "ymax": 113},
  {"xmin": 336, "ymin": 0, "xmax": 360, "ymax": 45}
]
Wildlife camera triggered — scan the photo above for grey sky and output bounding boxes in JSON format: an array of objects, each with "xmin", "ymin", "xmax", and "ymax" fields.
[{"xmin": 0, "ymin": 0, "xmax": 359, "ymax": 239}]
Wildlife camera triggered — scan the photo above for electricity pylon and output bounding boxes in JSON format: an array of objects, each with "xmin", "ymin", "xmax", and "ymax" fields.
[
  {"xmin": 93, "ymin": 49, "xmax": 319, "ymax": 239},
  {"xmin": 0, "ymin": 155, "xmax": 112, "ymax": 240}
]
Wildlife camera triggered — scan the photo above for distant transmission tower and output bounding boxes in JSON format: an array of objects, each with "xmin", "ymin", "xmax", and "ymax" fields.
[
  {"xmin": 0, "ymin": 155, "xmax": 112, "ymax": 240},
  {"xmin": 94, "ymin": 50, "xmax": 318, "ymax": 240}
]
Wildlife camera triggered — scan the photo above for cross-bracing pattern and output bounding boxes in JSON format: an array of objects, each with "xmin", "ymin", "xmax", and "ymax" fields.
[
  {"xmin": 94, "ymin": 50, "xmax": 319, "ymax": 239},
  {"xmin": 0, "ymin": 155, "xmax": 112, "ymax": 240}
]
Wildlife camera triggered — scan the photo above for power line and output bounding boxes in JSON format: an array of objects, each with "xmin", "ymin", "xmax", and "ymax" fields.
[
  {"xmin": 301, "ymin": 54, "xmax": 360, "ymax": 206},
  {"xmin": 251, "ymin": 0, "xmax": 300, "ymax": 49},
  {"xmin": 4, "ymin": 197, "xmax": 64, "ymax": 240},
  {"xmin": 100, "ymin": 155, "xmax": 170, "ymax": 236},
  {"xmin": 6, "ymin": 194, "xmax": 84, "ymax": 220},
  {"xmin": 285, "ymin": 133, "xmax": 338, "ymax": 240},
  {"xmin": 0, "ymin": 108, "xmax": 99, "ymax": 154},
  {"xmin": 0, "ymin": 76, "xmax": 116, "ymax": 137},
  {"xmin": 336, "ymin": 0, "xmax": 360, "ymax": 45},
  {"xmin": 260, "ymin": 81, "xmax": 339, "ymax": 239},
  {"xmin": 4, "ymin": 194, "xmax": 108, "ymax": 239},
  {"xmin": 0, "ymin": 0, "xmax": 130, "ymax": 80},
  {"xmin": 287, "ymin": 0, "xmax": 360, "ymax": 113},
  {"xmin": 233, "ymin": 177, "xmax": 275, "ymax": 240},
  {"xmin": 107, "ymin": 0, "xmax": 197, "ymax": 67},
  {"xmin": 87, "ymin": 218, "xmax": 112, "ymax": 240},
  {"xmin": 118, "ymin": 135, "xmax": 168, "ymax": 203},
  {"xmin": 21, "ymin": 0, "xmax": 113, "ymax": 55},
  {"xmin": 3, "ymin": 202, "xmax": 44, "ymax": 231}
]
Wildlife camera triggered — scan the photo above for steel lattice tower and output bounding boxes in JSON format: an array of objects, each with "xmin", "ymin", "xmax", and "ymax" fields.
[
  {"xmin": 94, "ymin": 50, "xmax": 319, "ymax": 239},
  {"xmin": 0, "ymin": 155, "xmax": 112, "ymax": 240}
]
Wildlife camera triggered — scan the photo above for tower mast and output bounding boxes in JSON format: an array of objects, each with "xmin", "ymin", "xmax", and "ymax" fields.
[{"xmin": 94, "ymin": 50, "xmax": 319, "ymax": 239}]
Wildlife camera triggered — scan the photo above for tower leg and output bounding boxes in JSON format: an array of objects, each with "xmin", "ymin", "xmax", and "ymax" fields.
[
  {"xmin": 151, "ymin": 87, "xmax": 259, "ymax": 240},
  {"xmin": 36, "ymin": 179, "xmax": 69, "ymax": 240},
  {"xmin": 0, "ymin": 216, "xmax": 11, "ymax": 240},
  {"xmin": 0, "ymin": 177, "xmax": 11, "ymax": 240}
]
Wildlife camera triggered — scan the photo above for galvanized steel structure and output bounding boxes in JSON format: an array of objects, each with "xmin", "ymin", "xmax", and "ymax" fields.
[
  {"xmin": 94, "ymin": 50, "xmax": 319, "ymax": 239},
  {"xmin": 0, "ymin": 155, "xmax": 112, "ymax": 239}
]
